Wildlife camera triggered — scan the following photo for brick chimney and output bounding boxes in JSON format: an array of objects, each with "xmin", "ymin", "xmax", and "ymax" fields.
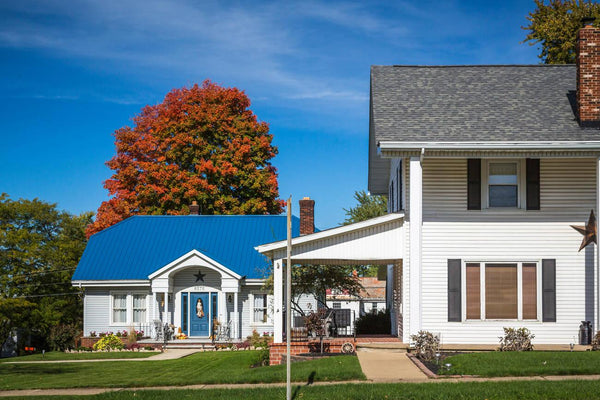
[
  {"xmin": 189, "ymin": 201, "xmax": 199, "ymax": 215},
  {"xmin": 577, "ymin": 18, "xmax": 600, "ymax": 127},
  {"xmin": 299, "ymin": 197, "xmax": 315, "ymax": 235}
]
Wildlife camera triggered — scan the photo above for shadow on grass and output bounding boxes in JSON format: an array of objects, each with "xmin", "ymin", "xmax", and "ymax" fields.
[{"xmin": 292, "ymin": 371, "xmax": 316, "ymax": 400}]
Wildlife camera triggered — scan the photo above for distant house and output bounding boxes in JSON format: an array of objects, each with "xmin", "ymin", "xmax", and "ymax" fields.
[
  {"xmin": 72, "ymin": 213, "xmax": 308, "ymax": 340},
  {"xmin": 259, "ymin": 23, "xmax": 600, "ymax": 347},
  {"xmin": 327, "ymin": 276, "xmax": 386, "ymax": 316}
]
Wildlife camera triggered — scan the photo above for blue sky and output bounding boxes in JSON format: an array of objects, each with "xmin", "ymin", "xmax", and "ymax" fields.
[{"xmin": 0, "ymin": 0, "xmax": 540, "ymax": 229}]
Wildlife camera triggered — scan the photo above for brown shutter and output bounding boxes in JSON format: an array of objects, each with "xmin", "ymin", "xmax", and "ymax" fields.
[
  {"xmin": 522, "ymin": 263, "xmax": 537, "ymax": 319},
  {"xmin": 542, "ymin": 259, "xmax": 556, "ymax": 322},
  {"xmin": 467, "ymin": 159, "xmax": 481, "ymax": 210},
  {"xmin": 466, "ymin": 263, "xmax": 481, "ymax": 320},
  {"xmin": 448, "ymin": 259, "xmax": 461, "ymax": 322},
  {"xmin": 526, "ymin": 159, "xmax": 540, "ymax": 210}
]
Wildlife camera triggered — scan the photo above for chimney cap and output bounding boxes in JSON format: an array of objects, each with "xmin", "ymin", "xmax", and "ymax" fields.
[
  {"xmin": 582, "ymin": 16, "xmax": 596, "ymax": 27},
  {"xmin": 302, "ymin": 196, "xmax": 311, "ymax": 200}
]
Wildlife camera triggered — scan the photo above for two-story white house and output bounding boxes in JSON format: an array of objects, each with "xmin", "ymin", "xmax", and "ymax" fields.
[{"xmin": 259, "ymin": 23, "xmax": 600, "ymax": 346}]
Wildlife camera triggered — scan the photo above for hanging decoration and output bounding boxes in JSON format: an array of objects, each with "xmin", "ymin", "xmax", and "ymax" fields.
[
  {"xmin": 196, "ymin": 298, "xmax": 205, "ymax": 318},
  {"xmin": 571, "ymin": 209, "xmax": 597, "ymax": 251}
]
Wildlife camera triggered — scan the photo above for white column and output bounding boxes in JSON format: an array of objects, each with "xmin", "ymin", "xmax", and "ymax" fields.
[
  {"xmin": 234, "ymin": 291, "xmax": 239, "ymax": 339},
  {"xmin": 163, "ymin": 291, "xmax": 168, "ymax": 323},
  {"xmin": 593, "ymin": 157, "xmax": 600, "ymax": 332},
  {"xmin": 152, "ymin": 292, "xmax": 157, "ymax": 321},
  {"xmin": 273, "ymin": 258, "xmax": 284, "ymax": 343},
  {"xmin": 409, "ymin": 156, "xmax": 423, "ymax": 336}
]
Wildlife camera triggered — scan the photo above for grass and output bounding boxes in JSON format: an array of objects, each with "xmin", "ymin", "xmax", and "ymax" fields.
[
  {"xmin": 439, "ymin": 351, "xmax": 600, "ymax": 377},
  {"xmin": 5, "ymin": 381, "xmax": 600, "ymax": 400},
  {"xmin": 0, "ymin": 351, "xmax": 159, "ymax": 362},
  {"xmin": 0, "ymin": 351, "xmax": 364, "ymax": 390}
]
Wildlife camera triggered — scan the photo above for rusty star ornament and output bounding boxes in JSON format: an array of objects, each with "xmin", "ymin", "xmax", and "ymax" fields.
[{"xmin": 571, "ymin": 210, "xmax": 597, "ymax": 252}]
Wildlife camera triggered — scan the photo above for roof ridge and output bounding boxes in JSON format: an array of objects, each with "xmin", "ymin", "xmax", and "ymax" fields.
[{"xmin": 371, "ymin": 64, "xmax": 574, "ymax": 68}]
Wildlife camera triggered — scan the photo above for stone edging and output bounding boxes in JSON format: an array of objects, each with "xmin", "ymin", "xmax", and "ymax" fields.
[{"xmin": 405, "ymin": 353, "xmax": 471, "ymax": 379}]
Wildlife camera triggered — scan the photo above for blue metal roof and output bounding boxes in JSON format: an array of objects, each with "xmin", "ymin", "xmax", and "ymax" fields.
[{"xmin": 73, "ymin": 215, "xmax": 300, "ymax": 281}]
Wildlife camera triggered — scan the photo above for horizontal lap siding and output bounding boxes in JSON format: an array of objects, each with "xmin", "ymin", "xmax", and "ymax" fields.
[
  {"xmin": 419, "ymin": 158, "xmax": 595, "ymax": 344},
  {"xmin": 84, "ymin": 288, "xmax": 109, "ymax": 336}
]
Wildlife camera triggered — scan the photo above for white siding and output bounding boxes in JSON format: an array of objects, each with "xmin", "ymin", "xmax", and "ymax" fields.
[
  {"xmin": 83, "ymin": 287, "xmax": 151, "ymax": 336},
  {"xmin": 415, "ymin": 157, "xmax": 596, "ymax": 344}
]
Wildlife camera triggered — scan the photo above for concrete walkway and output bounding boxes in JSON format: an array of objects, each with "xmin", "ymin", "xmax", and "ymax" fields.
[
  {"xmin": 356, "ymin": 348, "xmax": 427, "ymax": 382},
  {"xmin": 2, "ymin": 349, "xmax": 199, "ymax": 364}
]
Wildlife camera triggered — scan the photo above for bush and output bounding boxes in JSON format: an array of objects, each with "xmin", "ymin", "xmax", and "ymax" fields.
[
  {"xmin": 410, "ymin": 330, "xmax": 440, "ymax": 361},
  {"xmin": 253, "ymin": 347, "xmax": 270, "ymax": 366},
  {"xmin": 591, "ymin": 331, "xmax": 600, "ymax": 351},
  {"xmin": 93, "ymin": 334, "xmax": 124, "ymax": 351},
  {"xmin": 355, "ymin": 309, "xmax": 390, "ymax": 335},
  {"xmin": 76, "ymin": 346, "xmax": 93, "ymax": 352},
  {"xmin": 144, "ymin": 346, "xmax": 155, "ymax": 351},
  {"xmin": 48, "ymin": 324, "xmax": 80, "ymax": 351},
  {"xmin": 499, "ymin": 327, "xmax": 534, "ymax": 351},
  {"xmin": 304, "ymin": 309, "xmax": 327, "ymax": 337},
  {"xmin": 247, "ymin": 330, "xmax": 273, "ymax": 349}
]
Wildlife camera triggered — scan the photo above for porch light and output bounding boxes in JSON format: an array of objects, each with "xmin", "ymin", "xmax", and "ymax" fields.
[{"xmin": 228, "ymin": 294, "xmax": 233, "ymax": 303}]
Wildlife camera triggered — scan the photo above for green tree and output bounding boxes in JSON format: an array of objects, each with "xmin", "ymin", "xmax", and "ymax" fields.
[
  {"xmin": 0, "ymin": 194, "xmax": 92, "ymax": 349},
  {"xmin": 523, "ymin": 0, "xmax": 600, "ymax": 64},
  {"xmin": 342, "ymin": 190, "xmax": 388, "ymax": 277},
  {"xmin": 87, "ymin": 81, "xmax": 283, "ymax": 237},
  {"xmin": 343, "ymin": 190, "xmax": 387, "ymax": 225}
]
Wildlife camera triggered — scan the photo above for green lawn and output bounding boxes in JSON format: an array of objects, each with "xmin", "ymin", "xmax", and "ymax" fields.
[
  {"xmin": 0, "ymin": 351, "xmax": 364, "ymax": 390},
  {"xmin": 440, "ymin": 351, "xmax": 600, "ymax": 377},
  {"xmin": 0, "ymin": 351, "xmax": 159, "ymax": 362},
  {"xmin": 5, "ymin": 380, "xmax": 600, "ymax": 400}
]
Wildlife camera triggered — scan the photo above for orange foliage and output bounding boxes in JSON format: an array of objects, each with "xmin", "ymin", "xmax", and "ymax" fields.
[{"xmin": 86, "ymin": 81, "xmax": 284, "ymax": 237}]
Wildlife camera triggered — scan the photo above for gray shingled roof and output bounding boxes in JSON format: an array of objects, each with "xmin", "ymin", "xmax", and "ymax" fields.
[{"xmin": 370, "ymin": 65, "xmax": 600, "ymax": 143}]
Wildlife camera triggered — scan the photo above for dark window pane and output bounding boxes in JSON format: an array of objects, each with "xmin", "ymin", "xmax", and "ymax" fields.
[{"xmin": 489, "ymin": 185, "xmax": 517, "ymax": 207}]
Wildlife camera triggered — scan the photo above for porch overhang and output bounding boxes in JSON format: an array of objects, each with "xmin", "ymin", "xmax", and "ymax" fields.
[{"xmin": 256, "ymin": 212, "xmax": 404, "ymax": 265}]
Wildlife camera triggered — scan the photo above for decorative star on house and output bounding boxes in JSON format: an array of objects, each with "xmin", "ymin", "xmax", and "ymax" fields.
[
  {"xmin": 571, "ymin": 210, "xmax": 597, "ymax": 252},
  {"xmin": 194, "ymin": 270, "xmax": 206, "ymax": 282}
]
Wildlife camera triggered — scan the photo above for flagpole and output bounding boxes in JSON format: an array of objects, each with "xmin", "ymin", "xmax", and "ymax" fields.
[{"xmin": 286, "ymin": 196, "xmax": 292, "ymax": 400}]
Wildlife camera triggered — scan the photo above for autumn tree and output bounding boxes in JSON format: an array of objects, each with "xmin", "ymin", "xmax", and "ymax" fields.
[
  {"xmin": 87, "ymin": 81, "xmax": 284, "ymax": 237},
  {"xmin": 523, "ymin": 0, "xmax": 600, "ymax": 64},
  {"xmin": 0, "ymin": 194, "xmax": 92, "ymax": 349}
]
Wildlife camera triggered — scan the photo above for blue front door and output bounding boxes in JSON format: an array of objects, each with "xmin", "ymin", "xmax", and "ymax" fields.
[{"xmin": 190, "ymin": 293, "xmax": 210, "ymax": 337}]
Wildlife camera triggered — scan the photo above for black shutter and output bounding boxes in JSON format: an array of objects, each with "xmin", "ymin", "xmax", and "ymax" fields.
[
  {"xmin": 467, "ymin": 159, "xmax": 481, "ymax": 210},
  {"xmin": 542, "ymin": 259, "xmax": 556, "ymax": 322},
  {"xmin": 526, "ymin": 159, "xmax": 540, "ymax": 210},
  {"xmin": 448, "ymin": 259, "xmax": 462, "ymax": 322}
]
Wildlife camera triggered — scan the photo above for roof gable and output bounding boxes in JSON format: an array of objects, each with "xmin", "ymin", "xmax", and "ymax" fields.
[{"xmin": 73, "ymin": 215, "xmax": 300, "ymax": 281}]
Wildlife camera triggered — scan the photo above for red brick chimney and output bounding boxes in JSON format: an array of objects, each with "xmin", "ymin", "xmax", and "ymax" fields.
[
  {"xmin": 577, "ymin": 18, "xmax": 600, "ymax": 127},
  {"xmin": 189, "ymin": 201, "xmax": 199, "ymax": 215},
  {"xmin": 299, "ymin": 197, "xmax": 315, "ymax": 235}
]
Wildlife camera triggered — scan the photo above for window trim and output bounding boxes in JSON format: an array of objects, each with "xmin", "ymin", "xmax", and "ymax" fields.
[
  {"xmin": 461, "ymin": 260, "xmax": 542, "ymax": 322},
  {"xmin": 481, "ymin": 159, "xmax": 526, "ymax": 209},
  {"xmin": 250, "ymin": 292, "xmax": 271, "ymax": 325},
  {"xmin": 110, "ymin": 291, "xmax": 149, "ymax": 326}
]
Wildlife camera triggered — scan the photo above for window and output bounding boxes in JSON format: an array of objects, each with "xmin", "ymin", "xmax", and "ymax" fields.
[
  {"xmin": 332, "ymin": 302, "xmax": 341, "ymax": 309},
  {"xmin": 371, "ymin": 302, "xmax": 378, "ymax": 314},
  {"xmin": 112, "ymin": 294, "xmax": 127, "ymax": 324},
  {"xmin": 487, "ymin": 162, "xmax": 518, "ymax": 207},
  {"xmin": 465, "ymin": 262, "xmax": 539, "ymax": 320},
  {"xmin": 253, "ymin": 294, "xmax": 268, "ymax": 323},
  {"xmin": 132, "ymin": 294, "xmax": 147, "ymax": 323}
]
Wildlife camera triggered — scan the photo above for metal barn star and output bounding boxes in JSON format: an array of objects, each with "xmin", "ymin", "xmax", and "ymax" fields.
[
  {"xmin": 571, "ymin": 210, "xmax": 597, "ymax": 252},
  {"xmin": 194, "ymin": 270, "xmax": 206, "ymax": 282}
]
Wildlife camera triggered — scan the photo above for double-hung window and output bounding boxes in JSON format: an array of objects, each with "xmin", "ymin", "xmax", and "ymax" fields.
[
  {"xmin": 112, "ymin": 294, "xmax": 128, "ymax": 324},
  {"xmin": 487, "ymin": 162, "xmax": 519, "ymax": 207},
  {"xmin": 253, "ymin": 294, "xmax": 268, "ymax": 323},
  {"xmin": 465, "ymin": 262, "xmax": 539, "ymax": 320},
  {"xmin": 132, "ymin": 294, "xmax": 147, "ymax": 323}
]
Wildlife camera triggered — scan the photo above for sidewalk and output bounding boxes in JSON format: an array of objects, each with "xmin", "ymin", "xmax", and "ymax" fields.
[
  {"xmin": 356, "ymin": 348, "xmax": 428, "ymax": 382},
  {"xmin": 2, "ymin": 349, "xmax": 198, "ymax": 364},
  {"xmin": 3, "ymin": 375, "xmax": 600, "ymax": 397}
]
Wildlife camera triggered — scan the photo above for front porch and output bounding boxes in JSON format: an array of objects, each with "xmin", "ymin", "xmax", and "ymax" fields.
[{"xmin": 256, "ymin": 213, "xmax": 405, "ymax": 345}]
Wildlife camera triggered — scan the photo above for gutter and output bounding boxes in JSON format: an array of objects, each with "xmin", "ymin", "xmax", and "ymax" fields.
[{"xmin": 379, "ymin": 141, "xmax": 600, "ymax": 151}]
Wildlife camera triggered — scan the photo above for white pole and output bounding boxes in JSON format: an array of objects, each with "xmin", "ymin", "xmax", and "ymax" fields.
[{"xmin": 286, "ymin": 196, "xmax": 292, "ymax": 400}]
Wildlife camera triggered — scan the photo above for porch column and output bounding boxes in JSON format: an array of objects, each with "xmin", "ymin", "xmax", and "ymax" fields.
[
  {"xmin": 409, "ymin": 156, "xmax": 422, "ymax": 336},
  {"xmin": 163, "ymin": 291, "xmax": 168, "ymax": 323},
  {"xmin": 596, "ymin": 156, "xmax": 600, "ymax": 332},
  {"xmin": 273, "ymin": 258, "xmax": 283, "ymax": 343},
  {"xmin": 152, "ymin": 292, "xmax": 157, "ymax": 322},
  {"xmin": 234, "ymin": 291, "xmax": 239, "ymax": 339}
]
